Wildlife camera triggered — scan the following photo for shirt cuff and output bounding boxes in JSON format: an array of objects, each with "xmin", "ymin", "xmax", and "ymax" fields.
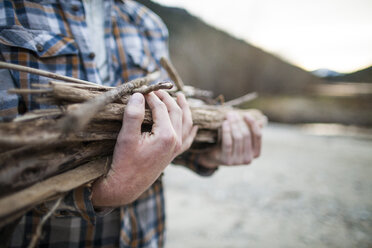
[
  {"xmin": 36, "ymin": 184, "xmax": 113, "ymax": 225},
  {"xmin": 173, "ymin": 151, "xmax": 217, "ymax": 177}
]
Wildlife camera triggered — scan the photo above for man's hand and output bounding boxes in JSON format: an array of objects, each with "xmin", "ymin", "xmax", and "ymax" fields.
[
  {"xmin": 198, "ymin": 111, "xmax": 262, "ymax": 169},
  {"xmin": 91, "ymin": 91, "xmax": 197, "ymax": 207}
]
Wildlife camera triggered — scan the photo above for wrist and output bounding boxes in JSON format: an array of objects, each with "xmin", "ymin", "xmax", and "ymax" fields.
[{"xmin": 91, "ymin": 171, "xmax": 134, "ymax": 208}]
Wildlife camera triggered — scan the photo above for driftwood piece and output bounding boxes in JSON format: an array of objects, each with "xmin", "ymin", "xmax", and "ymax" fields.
[
  {"xmin": 160, "ymin": 57, "xmax": 184, "ymax": 91},
  {"xmin": 0, "ymin": 157, "xmax": 111, "ymax": 228},
  {"xmin": 0, "ymin": 141, "xmax": 115, "ymax": 197},
  {"xmin": 0, "ymin": 119, "xmax": 121, "ymax": 147}
]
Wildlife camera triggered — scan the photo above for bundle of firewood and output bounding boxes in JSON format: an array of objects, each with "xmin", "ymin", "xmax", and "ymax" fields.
[{"xmin": 0, "ymin": 58, "xmax": 266, "ymax": 227}]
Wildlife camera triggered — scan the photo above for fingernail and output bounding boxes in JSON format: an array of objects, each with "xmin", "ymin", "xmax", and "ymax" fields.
[{"xmin": 129, "ymin": 93, "xmax": 143, "ymax": 105}]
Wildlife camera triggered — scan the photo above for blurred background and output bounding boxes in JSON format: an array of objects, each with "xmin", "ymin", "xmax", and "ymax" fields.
[{"xmin": 137, "ymin": 0, "xmax": 372, "ymax": 247}]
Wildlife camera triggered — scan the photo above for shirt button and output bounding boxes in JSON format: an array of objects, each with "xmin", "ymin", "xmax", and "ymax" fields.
[
  {"xmin": 89, "ymin": 52, "xmax": 96, "ymax": 59},
  {"xmin": 71, "ymin": 5, "xmax": 79, "ymax": 12},
  {"xmin": 36, "ymin": 44, "xmax": 44, "ymax": 52}
]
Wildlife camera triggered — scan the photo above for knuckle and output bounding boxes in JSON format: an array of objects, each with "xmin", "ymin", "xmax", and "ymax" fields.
[
  {"xmin": 116, "ymin": 135, "xmax": 132, "ymax": 148},
  {"xmin": 242, "ymin": 130, "xmax": 250, "ymax": 139},
  {"xmin": 161, "ymin": 131, "xmax": 177, "ymax": 146},
  {"xmin": 125, "ymin": 107, "xmax": 142, "ymax": 120},
  {"xmin": 234, "ymin": 135, "xmax": 243, "ymax": 143},
  {"xmin": 244, "ymin": 113, "xmax": 254, "ymax": 122},
  {"xmin": 156, "ymin": 101, "xmax": 167, "ymax": 111},
  {"xmin": 224, "ymin": 141, "xmax": 233, "ymax": 151}
]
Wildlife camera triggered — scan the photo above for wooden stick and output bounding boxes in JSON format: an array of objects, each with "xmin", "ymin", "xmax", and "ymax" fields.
[
  {"xmin": 52, "ymin": 83, "xmax": 103, "ymax": 102},
  {"xmin": 0, "ymin": 141, "xmax": 115, "ymax": 196},
  {"xmin": 0, "ymin": 119, "xmax": 121, "ymax": 147},
  {"xmin": 0, "ymin": 61, "xmax": 98, "ymax": 86},
  {"xmin": 224, "ymin": 92, "xmax": 258, "ymax": 107},
  {"xmin": 160, "ymin": 57, "xmax": 184, "ymax": 91},
  {"xmin": 28, "ymin": 196, "xmax": 63, "ymax": 248},
  {"xmin": 0, "ymin": 157, "xmax": 111, "ymax": 227},
  {"xmin": 8, "ymin": 88, "xmax": 53, "ymax": 94},
  {"xmin": 133, "ymin": 81, "xmax": 173, "ymax": 94},
  {"xmin": 48, "ymin": 81, "xmax": 114, "ymax": 90}
]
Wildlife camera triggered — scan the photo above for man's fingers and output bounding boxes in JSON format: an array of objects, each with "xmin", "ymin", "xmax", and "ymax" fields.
[
  {"xmin": 221, "ymin": 119, "xmax": 233, "ymax": 165},
  {"xmin": 180, "ymin": 125, "xmax": 198, "ymax": 153},
  {"xmin": 145, "ymin": 92, "xmax": 172, "ymax": 134},
  {"xmin": 237, "ymin": 116, "xmax": 253, "ymax": 164},
  {"xmin": 154, "ymin": 90, "xmax": 182, "ymax": 142},
  {"xmin": 228, "ymin": 113, "xmax": 245, "ymax": 164},
  {"xmin": 120, "ymin": 93, "xmax": 145, "ymax": 141},
  {"xmin": 244, "ymin": 114, "xmax": 262, "ymax": 158},
  {"xmin": 176, "ymin": 92, "xmax": 193, "ymax": 139}
]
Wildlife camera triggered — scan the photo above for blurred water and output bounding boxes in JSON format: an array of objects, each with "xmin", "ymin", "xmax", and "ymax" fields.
[{"xmin": 164, "ymin": 123, "xmax": 372, "ymax": 248}]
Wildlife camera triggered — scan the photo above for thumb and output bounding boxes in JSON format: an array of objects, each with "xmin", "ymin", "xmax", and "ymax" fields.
[{"xmin": 120, "ymin": 93, "xmax": 145, "ymax": 138}]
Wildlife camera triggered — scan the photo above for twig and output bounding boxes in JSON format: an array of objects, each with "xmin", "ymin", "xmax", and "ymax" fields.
[
  {"xmin": 13, "ymin": 109, "xmax": 63, "ymax": 122},
  {"xmin": 58, "ymin": 71, "xmax": 160, "ymax": 133},
  {"xmin": 160, "ymin": 57, "xmax": 184, "ymax": 91},
  {"xmin": 224, "ymin": 92, "xmax": 258, "ymax": 107},
  {"xmin": 0, "ymin": 61, "xmax": 98, "ymax": 86},
  {"xmin": 28, "ymin": 196, "xmax": 64, "ymax": 248},
  {"xmin": 48, "ymin": 81, "xmax": 114, "ymax": 90},
  {"xmin": 8, "ymin": 88, "xmax": 53, "ymax": 94},
  {"xmin": 133, "ymin": 81, "xmax": 173, "ymax": 94}
]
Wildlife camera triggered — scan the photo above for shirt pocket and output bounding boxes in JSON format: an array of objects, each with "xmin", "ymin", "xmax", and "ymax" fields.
[
  {"xmin": 0, "ymin": 27, "xmax": 80, "ymax": 111},
  {"xmin": 0, "ymin": 27, "xmax": 78, "ymax": 59}
]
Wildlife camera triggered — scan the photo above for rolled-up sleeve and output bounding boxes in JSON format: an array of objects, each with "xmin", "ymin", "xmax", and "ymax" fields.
[
  {"xmin": 38, "ymin": 184, "xmax": 113, "ymax": 226},
  {"xmin": 173, "ymin": 151, "xmax": 218, "ymax": 177}
]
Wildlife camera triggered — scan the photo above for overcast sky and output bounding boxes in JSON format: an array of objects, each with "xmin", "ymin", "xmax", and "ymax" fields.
[{"xmin": 153, "ymin": 0, "xmax": 372, "ymax": 73}]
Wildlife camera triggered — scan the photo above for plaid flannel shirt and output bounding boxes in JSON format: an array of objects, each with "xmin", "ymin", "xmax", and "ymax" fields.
[{"xmin": 0, "ymin": 1, "xmax": 215, "ymax": 247}]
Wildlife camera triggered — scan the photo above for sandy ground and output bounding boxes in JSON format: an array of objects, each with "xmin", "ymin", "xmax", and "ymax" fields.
[{"xmin": 163, "ymin": 123, "xmax": 372, "ymax": 248}]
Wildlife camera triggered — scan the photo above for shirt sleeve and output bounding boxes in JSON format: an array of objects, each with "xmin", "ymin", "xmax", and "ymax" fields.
[
  {"xmin": 37, "ymin": 184, "xmax": 112, "ymax": 225},
  {"xmin": 172, "ymin": 151, "xmax": 218, "ymax": 177}
]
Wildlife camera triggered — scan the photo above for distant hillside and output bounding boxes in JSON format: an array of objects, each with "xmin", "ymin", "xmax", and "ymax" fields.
[
  {"xmin": 326, "ymin": 66, "xmax": 372, "ymax": 83},
  {"xmin": 137, "ymin": 0, "xmax": 323, "ymax": 99}
]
